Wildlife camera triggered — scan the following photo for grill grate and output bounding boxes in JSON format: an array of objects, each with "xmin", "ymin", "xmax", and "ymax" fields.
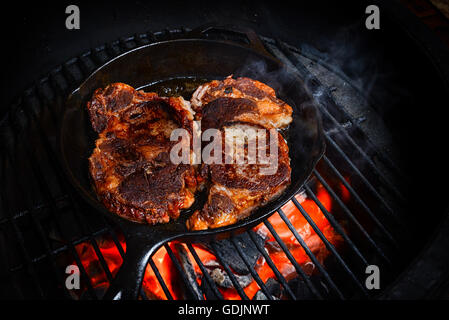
[{"xmin": 0, "ymin": 27, "xmax": 412, "ymax": 300}]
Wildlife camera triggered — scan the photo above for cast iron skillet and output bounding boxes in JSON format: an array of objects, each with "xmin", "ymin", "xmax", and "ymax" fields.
[{"xmin": 59, "ymin": 26, "xmax": 325, "ymax": 300}]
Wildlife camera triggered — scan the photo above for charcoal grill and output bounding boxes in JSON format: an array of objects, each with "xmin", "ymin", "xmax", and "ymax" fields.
[{"xmin": 2, "ymin": 1, "xmax": 449, "ymax": 300}]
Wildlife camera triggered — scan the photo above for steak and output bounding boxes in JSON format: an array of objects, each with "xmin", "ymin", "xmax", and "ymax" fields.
[
  {"xmin": 191, "ymin": 76, "xmax": 293, "ymax": 129},
  {"xmin": 187, "ymin": 76, "xmax": 293, "ymax": 230},
  {"xmin": 87, "ymin": 78, "xmax": 292, "ymax": 229},
  {"xmin": 87, "ymin": 83, "xmax": 198, "ymax": 224},
  {"xmin": 187, "ymin": 123, "xmax": 291, "ymax": 230},
  {"xmin": 88, "ymin": 82, "xmax": 194, "ymax": 134}
]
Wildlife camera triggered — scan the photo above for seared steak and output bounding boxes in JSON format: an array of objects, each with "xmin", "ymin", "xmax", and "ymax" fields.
[
  {"xmin": 187, "ymin": 123, "xmax": 291, "ymax": 230},
  {"xmin": 88, "ymin": 82, "xmax": 194, "ymax": 134},
  {"xmin": 191, "ymin": 76, "xmax": 293, "ymax": 129},
  {"xmin": 87, "ymin": 83, "xmax": 198, "ymax": 224},
  {"xmin": 187, "ymin": 76, "xmax": 293, "ymax": 230},
  {"xmin": 87, "ymin": 78, "xmax": 292, "ymax": 229}
]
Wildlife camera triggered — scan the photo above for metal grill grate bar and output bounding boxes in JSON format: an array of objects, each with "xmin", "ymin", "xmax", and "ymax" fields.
[
  {"xmin": 186, "ymin": 243, "xmax": 224, "ymax": 300},
  {"xmin": 6, "ymin": 227, "xmax": 110, "ymax": 273},
  {"xmin": 291, "ymin": 196, "xmax": 369, "ymax": 296},
  {"xmin": 263, "ymin": 219, "xmax": 323, "ymax": 299},
  {"xmin": 1, "ymin": 160, "xmax": 45, "ymax": 298},
  {"xmin": 304, "ymin": 181, "xmax": 370, "ymax": 267},
  {"xmin": 164, "ymin": 243, "xmax": 203, "ymax": 300},
  {"xmin": 230, "ymin": 236, "xmax": 274, "ymax": 300},
  {"xmin": 2, "ymin": 154, "xmax": 72, "ymax": 299},
  {"xmin": 21, "ymin": 133, "xmax": 101, "ymax": 299},
  {"xmin": 277, "ymin": 208, "xmax": 345, "ymax": 299},
  {"xmin": 209, "ymin": 241, "xmax": 250, "ymax": 300},
  {"xmin": 247, "ymin": 230, "xmax": 296, "ymax": 300},
  {"xmin": 325, "ymin": 134, "xmax": 403, "ymax": 225},
  {"xmin": 321, "ymin": 155, "xmax": 399, "ymax": 247},
  {"xmin": 148, "ymin": 256, "xmax": 174, "ymax": 300},
  {"xmin": 312, "ymin": 169, "xmax": 392, "ymax": 265}
]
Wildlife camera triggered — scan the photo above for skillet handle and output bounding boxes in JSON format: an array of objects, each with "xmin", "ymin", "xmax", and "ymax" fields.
[
  {"xmin": 103, "ymin": 238, "xmax": 159, "ymax": 300},
  {"xmin": 189, "ymin": 24, "xmax": 274, "ymax": 58}
]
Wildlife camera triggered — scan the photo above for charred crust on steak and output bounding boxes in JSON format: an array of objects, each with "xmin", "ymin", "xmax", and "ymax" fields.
[
  {"xmin": 191, "ymin": 76, "xmax": 293, "ymax": 129},
  {"xmin": 210, "ymin": 77, "xmax": 272, "ymax": 100},
  {"xmin": 87, "ymin": 83, "xmax": 198, "ymax": 225},
  {"xmin": 87, "ymin": 83, "xmax": 193, "ymax": 134},
  {"xmin": 187, "ymin": 123, "xmax": 291, "ymax": 230},
  {"xmin": 187, "ymin": 76, "xmax": 294, "ymax": 230},
  {"xmin": 87, "ymin": 77, "xmax": 293, "ymax": 229},
  {"xmin": 201, "ymin": 97, "xmax": 259, "ymax": 130}
]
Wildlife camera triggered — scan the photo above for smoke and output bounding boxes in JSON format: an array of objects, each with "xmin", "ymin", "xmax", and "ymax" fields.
[
  {"xmin": 233, "ymin": 21, "xmax": 407, "ymax": 208},
  {"xmin": 232, "ymin": 58, "xmax": 293, "ymax": 94}
]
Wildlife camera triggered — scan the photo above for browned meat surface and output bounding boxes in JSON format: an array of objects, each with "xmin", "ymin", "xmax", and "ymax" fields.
[
  {"xmin": 191, "ymin": 76, "xmax": 293, "ymax": 129},
  {"xmin": 187, "ymin": 76, "xmax": 293, "ymax": 230},
  {"xmin": 187, "ymin": 123, "xmax": 291, "ymax": 230},
  {"xmin": 88, "ymin": 82, "xmax": 194, "ymax": 134},
  {"xmin": 87, "ymin": 78, "xmax": 292, "ymax": 229},
  {"xmin": 87, "ymin": 83, "xmax": 198, "ymax": 224}
]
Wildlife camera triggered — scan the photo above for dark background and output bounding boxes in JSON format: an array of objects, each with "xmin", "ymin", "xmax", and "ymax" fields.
[{"xmin": 1, "ymin": 0, "xmax": 380, "ymax": 108}]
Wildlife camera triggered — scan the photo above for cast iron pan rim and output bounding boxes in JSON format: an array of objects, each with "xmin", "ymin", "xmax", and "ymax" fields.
[
  {"xmin": 59, "ymin": 37, "xmax": 326, "ymax": 238},
  {"xmin": 79, "ymin": 38, "xmax": 283, "ymax": 91}
]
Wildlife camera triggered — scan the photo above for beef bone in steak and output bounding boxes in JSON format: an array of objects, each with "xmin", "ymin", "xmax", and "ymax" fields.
[{"xmin": 87, "ymin": 83, "xmax": 199, "ymax": 224}]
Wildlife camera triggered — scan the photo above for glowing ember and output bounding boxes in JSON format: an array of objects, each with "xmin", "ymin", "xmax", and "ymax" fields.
[
  {"xmin": 74, "ymin": 234, "xmax": 126, "ymax": 292},
  {"xmin": 72, "ymin": 182, "xmax": 346, "ymax": 300}
]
